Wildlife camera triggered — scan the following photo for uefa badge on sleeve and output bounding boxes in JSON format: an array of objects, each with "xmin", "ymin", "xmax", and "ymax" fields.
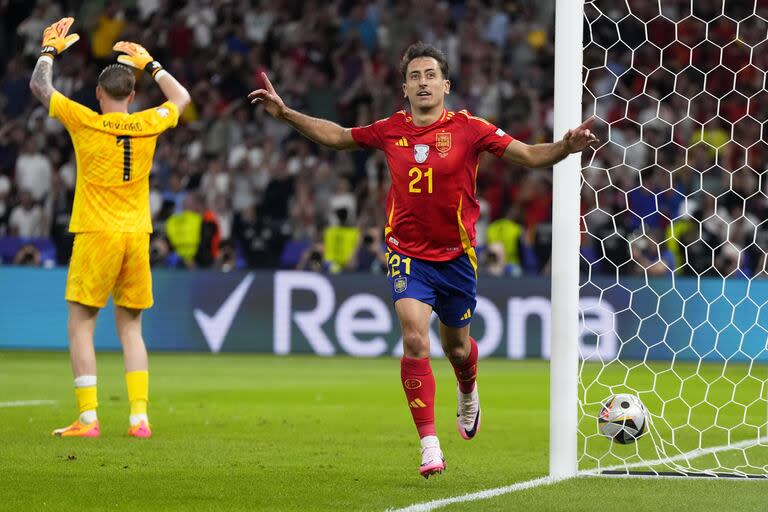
[{"xmin": 394, "ymin": 276, "xmax": 408, "ymax": 293}]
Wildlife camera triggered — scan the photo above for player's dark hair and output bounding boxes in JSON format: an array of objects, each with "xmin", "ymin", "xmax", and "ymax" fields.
[
  {"xmin": 400, "ymin": 42, "xmax": 450, "ymax": 80},
  {"xmin": 98, "ymin": 64, "xmax": 135, "ymax": 100}
]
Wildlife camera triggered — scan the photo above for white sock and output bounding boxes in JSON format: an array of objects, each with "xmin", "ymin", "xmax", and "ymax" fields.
[
  {"xmin": 420, "ymin": 435, "xmax": 440, "ymax": 449},
  {"xmin": 74, "ymin": 375, "xmax": 97, "ymax": 388},
  {"xmin": 74, "ymin": 376, "xmax": 98, "ymax": 424},
  {"xmin": 130, "ymin": 413, "xmax": 149, "ymax": 426},
  {"xmin": 79, "ymin": 410, "xmax": 97, "ymax": 424}
]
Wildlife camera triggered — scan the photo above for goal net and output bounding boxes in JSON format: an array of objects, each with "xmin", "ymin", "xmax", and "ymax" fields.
[{"xmin": 578, "ymin": 0, "xmax": 768, "ymax": 478}]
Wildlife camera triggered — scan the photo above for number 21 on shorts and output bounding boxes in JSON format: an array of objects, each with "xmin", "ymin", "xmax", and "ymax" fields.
[{"xmin": 387, "ymin": 252, "xmax": 412, "ymax": 277}]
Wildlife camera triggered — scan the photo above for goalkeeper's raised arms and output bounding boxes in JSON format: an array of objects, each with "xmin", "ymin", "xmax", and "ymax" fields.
[
  {"xmin": 113, "ymin": 41, "xmax": 164, "ymax": 78},
  {"xmin": 112, "ymin": 41, "xmax": 190, "ymax": 112},
  {"xmin": 40, "ymin": 17, "xmax": 80, "ymax": 58},
  {"xmin": 30, "ymin": 17, "xmax": 80, "ymax": 108}
]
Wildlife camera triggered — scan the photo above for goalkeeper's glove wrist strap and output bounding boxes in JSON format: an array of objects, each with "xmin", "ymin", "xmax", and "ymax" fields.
[
  {"xmin": 40, "ymin": 46, "xmax": 58, "ymax": 58},
  {"xmin": 144, "ymin": 60, "xmax": 163, "ymax": 78}
]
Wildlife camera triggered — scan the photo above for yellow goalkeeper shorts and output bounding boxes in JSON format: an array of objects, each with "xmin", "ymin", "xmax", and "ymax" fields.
[{"xmin": 65, "ymin": 232, "xmax": 153, "ymax": 309}]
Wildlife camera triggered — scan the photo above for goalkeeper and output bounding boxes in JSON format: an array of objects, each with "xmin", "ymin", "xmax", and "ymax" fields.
[{"xmin": 29, "ymin": 17, "xmax": 190, "ymax": 438}]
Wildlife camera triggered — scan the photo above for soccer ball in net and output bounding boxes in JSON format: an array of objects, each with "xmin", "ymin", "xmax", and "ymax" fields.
[{"xmin": 598, "ymin": 394, "xmax": 647, "ymax": 444}]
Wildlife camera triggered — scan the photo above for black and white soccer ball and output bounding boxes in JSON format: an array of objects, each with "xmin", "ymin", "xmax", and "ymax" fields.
[{"xmin": 598, "ymin": 393, "xmax": 646, "ymax": 444}]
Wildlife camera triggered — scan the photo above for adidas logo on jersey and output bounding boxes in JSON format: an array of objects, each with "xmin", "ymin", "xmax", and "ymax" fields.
[
  {"xmin": 409, "ymin": 398, "xmax": 427, "ymax": 409},
  {"xmin": 395, "ymin": 137, "xmax": 409, "ymax": 147},
  {"xmin": 460, "ymin": 309, "xmax": 472, "ymax": 321}
]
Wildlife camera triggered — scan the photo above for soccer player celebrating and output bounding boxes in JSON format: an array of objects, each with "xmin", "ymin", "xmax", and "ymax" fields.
[
  {"xmin": 29, "ymin": 18, "xmax": 190, "ymax": 438},
  {"xmin": 249, "ymin": 42, "xmax": 597, "ymax": 477}
]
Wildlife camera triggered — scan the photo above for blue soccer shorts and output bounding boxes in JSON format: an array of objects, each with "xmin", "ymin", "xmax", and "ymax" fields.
[{"xmin": 385, "ymin": 248, "xmax": 477, "ymax": 327}]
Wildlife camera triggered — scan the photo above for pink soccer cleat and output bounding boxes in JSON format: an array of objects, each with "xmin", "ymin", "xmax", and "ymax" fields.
[
  {"xmin": 456, "ymin": 383, "xmax": 481, "ymax": 440},
  {"xmin": 419, "ymin": 438, "xmax": 446, "ymax": 479},
  {"xmin": 52, "ymin": 419, "xmax": 100, "ymax": 437},
  {"xmin": 128, "ymin": 420, "xmax": 152, "ymax": 438}
]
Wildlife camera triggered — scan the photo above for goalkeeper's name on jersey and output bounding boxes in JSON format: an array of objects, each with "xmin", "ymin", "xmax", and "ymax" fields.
[{"xmin": 102, "ymin": 119, "xmax": 143, "ymax": 132}]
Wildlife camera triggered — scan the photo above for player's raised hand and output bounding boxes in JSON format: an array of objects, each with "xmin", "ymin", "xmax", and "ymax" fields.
[
  {"xmin": 563, "ymin": 117, "xmax": 600, "ymax": 153},
  {"xmin": 113, "ymin": 41, "xmax": 153, "ymax": 68},
  {"xmin": 248, "ymin": 72, "xmax": 288, "ymax": 120},
  {"xmin": 113, "ymin": 41, "xmax": 164, "ymax": 77},
  {"xmin": 40, "ymin": 17, "xmax": 80, "ymax": 58}
]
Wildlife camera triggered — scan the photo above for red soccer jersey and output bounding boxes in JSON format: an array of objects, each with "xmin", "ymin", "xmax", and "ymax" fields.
[{"xmin": 351, "ymin": 109, "xmax": 514, "ymax": 262}]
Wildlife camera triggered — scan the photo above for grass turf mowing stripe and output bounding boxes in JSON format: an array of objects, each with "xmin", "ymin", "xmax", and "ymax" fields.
[{"xmin": 0, "ymin": 400, "xmax": 57, "ymax": 407}]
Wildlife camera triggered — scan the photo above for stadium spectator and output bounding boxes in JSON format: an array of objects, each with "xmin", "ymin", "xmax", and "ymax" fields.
[
  {"xmin": 0, "ymin": 173, "xmax": 10, "ymax": 234},
  {"xmin": 89, "ymin": 2, "xmax": 125, "ymax": 65},
  {"xmin": 166, "ymin": 194, "xmax": 203, "ymax": 268},
  {"xmin": 16, "ymin": 7, "xmax": 50, "ymax": 58},
  {"xmin": 486, "ymin": 208, "xmax": 524, "ymax": 276},
  {"xmin": 628, "ymin": 232, "xmax": 674, "ymax": 277},
  {"xmin": 232, "ymin": 204, "xmax": 270, "ymax": 268},
  {"xmin": 14, "ymin": 138, "xmax": 52, "ymax": 202},
  {"xmin": 327, "ymin": 177, "xmax": 356, "ymax": 226},
  {"xmin": 296, "ymin": 239, "xmax": 331, "ymax": 273},
  {"xmin": 8, "ymin": 191, "xmax": 44, "ymax": 237},
  {"xmin": 480, "ymin": 242, "xmax": 511, "ymax": 277},
  {"xmin": 48, "ymin": 169, "xmax": 74, "ymax": 265},
  {"xmin": 323, "ymin": 208, "xmax": 360, "ymax": 273},
  {"xmin": 13, "ymin": 242, "xmax": 41, "ymax": 266},
  {"xmin": 346, "ymin": 225, "xmax": 386, "ymax": 273}
]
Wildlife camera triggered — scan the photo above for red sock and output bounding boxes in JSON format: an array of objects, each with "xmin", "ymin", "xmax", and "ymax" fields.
[
  {"xmin": 451, "ymin": 337, "xmax": 479, "ymax": 393},
  {"xmin": 401, "ymin": 357, "xmax": 436, "ymax": 438}
]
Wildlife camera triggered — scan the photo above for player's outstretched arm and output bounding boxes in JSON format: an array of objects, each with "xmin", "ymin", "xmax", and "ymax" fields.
[
  {"xmin": 248, "ymin": 72, "xmax": 358, "ymax": 151},
  {"xmin": 29, "ymin": 17, "xmax": 80, "ymax": 108},
  {"xmin": 502, "ymin": 118, "xmax": 599, "ymax": 168},
  {"xmin": 113, "ymin": 41, "xmax": 191, "ymax": 113}
]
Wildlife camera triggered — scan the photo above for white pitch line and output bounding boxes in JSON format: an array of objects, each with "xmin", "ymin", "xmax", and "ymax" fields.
[
  {"xmin": 388, "ymin": 437, "xmax": 768, "ymax": 512},
  {"xmin": 0, "ymin": 400, "xmax": 57, "ymax": 408},
  {"xmin": 386, "ymin": 476, "xmax": 564, "ymax": 512},
  {"xmin": 582, "ymin": 436, "xmax": 768, "ymax": 476}
]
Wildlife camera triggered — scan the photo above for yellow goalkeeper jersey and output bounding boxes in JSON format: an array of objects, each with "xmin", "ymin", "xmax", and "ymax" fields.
[{"xmin": 49, "ymin": 91, "xmax": 179, "ymax": 233}]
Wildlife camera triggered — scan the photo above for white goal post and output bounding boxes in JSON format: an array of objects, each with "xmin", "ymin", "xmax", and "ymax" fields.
[
  {"xmin": 550, "ymin": 0, "xmax": 586, "ymax": 479},
  {"xmin": 551, "ymin": 0, "xmax": 768, "ymax": 480}
]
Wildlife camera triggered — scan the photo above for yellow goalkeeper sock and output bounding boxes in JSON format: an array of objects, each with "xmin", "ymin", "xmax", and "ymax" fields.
[
  {"xmin": 126, "ymin": 370, "xmax": 149, "ymax": 421},
  {"xmin": 74, "ymin": 375, "xmax": 98, "ymax": 424}
]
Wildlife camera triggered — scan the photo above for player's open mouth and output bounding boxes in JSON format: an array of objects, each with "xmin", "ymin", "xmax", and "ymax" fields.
[{"xmin": 417, "ymin": 91, "xmax": 431, "ymax": 97}]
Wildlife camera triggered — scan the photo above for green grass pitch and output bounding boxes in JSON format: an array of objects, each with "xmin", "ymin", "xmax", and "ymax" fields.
[{"xmin": 1, "ymin": 352, "xmax": 767, "ymax": 511}]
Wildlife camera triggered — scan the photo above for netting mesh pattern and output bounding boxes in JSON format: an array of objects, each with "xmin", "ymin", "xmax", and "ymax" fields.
[{"xmin": 579, "ymin": 0, "xmax": 768, "ymax": 476}]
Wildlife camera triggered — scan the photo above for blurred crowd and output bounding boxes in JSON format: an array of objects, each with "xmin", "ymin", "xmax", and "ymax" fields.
[
  {"xmin": 0, "ymin": 0, "xmax": 559, "ymax": 275},
  {"xmin": 2, "ymin": 0, "xmax": 764, "ymax": 279},
  {"xmin": 582, "ymin": 0, "xmax": 768, "ymax": 279}
]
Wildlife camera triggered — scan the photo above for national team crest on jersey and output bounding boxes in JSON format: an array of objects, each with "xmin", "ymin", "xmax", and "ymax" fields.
[
  {"xmin": 414, "ymin": 144, "xmax": 429, "ymax": 163},
  {"xmin": 394, "ymin": 276, "xmax": 408, "ymax": 293},
  {"xmin": 436, "ymin": 132, "xmax": 451, "ymax": 154}
]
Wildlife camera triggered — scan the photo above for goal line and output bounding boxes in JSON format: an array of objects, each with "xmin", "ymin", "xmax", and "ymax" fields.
[{"xmin": 582, "ymin": 436, "xmax": 768, "ymax": 479}]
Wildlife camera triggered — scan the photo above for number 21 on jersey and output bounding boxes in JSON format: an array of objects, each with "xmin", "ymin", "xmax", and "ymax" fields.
[{"xmin": 409, "ymin": 166, "xmax": 433, "ymax": 194}]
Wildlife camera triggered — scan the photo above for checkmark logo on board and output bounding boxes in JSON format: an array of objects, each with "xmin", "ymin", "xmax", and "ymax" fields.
[{"xmin": 193, "ymin": 273, "xmax": 254, "ymax": 353}]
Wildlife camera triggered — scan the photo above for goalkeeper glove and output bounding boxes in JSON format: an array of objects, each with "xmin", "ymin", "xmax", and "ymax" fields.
[
  {"xmin": 113, "ymin": 41, "xmax": 164, "ymax": 78},
  {"xmin": 40, "ymin": 17, "xmax": 80, "ymax": 58}
]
